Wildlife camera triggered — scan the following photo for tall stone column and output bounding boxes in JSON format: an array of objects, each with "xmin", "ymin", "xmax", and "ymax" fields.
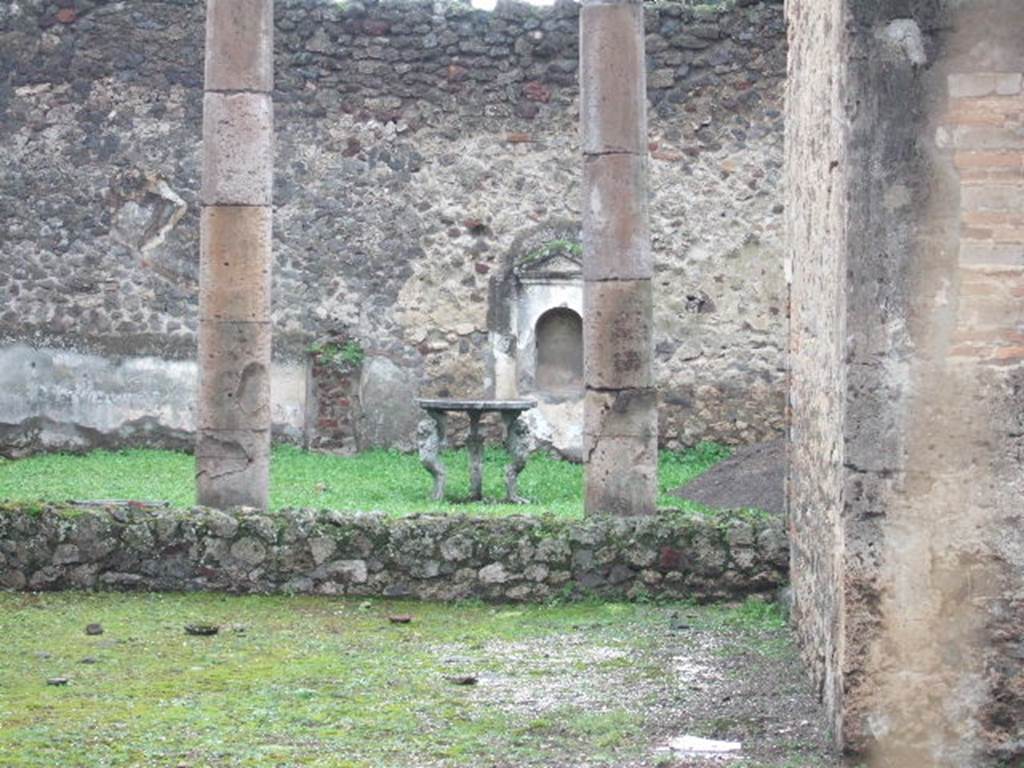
[
  {"xmin": 579, "ymin": 0, "xmax": 657, "ymax": 516},
  {"xmin": 196, "ymin": 0, "xmax": 274, "ymax": 509}
]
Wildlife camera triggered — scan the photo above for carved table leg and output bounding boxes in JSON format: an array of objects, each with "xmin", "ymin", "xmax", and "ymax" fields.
[
  {"xmin": 502, "ymin": 412, "xmax": 530, "ymax": 504},
  {"xmin": 417, "ymin": 410, "xmax": 447, "ymax": 501},
  {"xmin": 467, "ymin": 411, "xmax": 484, "ymax": 501}
]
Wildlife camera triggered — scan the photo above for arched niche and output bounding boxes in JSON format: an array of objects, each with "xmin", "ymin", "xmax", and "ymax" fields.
[
  {"xmin": 486, "ymin": 222, "xmax": 585, "ymax": 459},
  {"xmin": 535, "ymin": 308, "xmax": 583, "ymax": 394}
]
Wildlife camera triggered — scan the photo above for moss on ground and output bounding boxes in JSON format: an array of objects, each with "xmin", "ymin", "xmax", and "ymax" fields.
[
  {"xmin": 0, "ymin": 593, "xmax": 829, "ymax": 768},
  {"xmin": 0, "ymin": 443, "xmax": 732, "ymax": 519}
]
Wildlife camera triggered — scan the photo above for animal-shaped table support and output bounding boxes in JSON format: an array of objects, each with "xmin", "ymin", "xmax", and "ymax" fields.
[{"xmin": 415, "ymin": 398, "xmax": 536, "ymax": 503}]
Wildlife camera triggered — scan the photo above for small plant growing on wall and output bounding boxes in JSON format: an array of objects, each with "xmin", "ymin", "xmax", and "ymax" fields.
[
  {"xmin": 308, "ymin": 338, "xmax": 365, "ymax": 370},
  {"xmin": 520, "ymin": 239, "xmax": 583, "ymax": 267}
]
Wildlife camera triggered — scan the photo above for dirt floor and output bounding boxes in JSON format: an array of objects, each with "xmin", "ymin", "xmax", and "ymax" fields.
[
  {"xmin": 673, "ymin": 440, "xmax": 786, "ymax": 515},
  {"xmin": 0, "ymin": 592, "xmax": 836, "ymax": 767}
]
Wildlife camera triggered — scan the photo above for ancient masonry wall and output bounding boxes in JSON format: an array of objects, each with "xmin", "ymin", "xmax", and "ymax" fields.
[
  {"xmin": 784, "ymin": 0, "xmax": 847, "ymax": 739},
  {"xmin": 787, "ymin": 0, "xmax": 1024, "ymax": 763},
  {"xmin": 0, "ymin": 0, "xmax": 788, "ymax": 456},
  {"xmin": 0, "ymin": 504, "xmax": 788, "ymax": 603}
]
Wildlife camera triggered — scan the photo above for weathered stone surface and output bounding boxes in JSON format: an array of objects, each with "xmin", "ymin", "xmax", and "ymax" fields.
[
  {"xmin": 579, "ymin": 1, "xmax": 647, "ymax": 155},
  {"xmin": 196, "ymin": 321, "xmax": 272, "ymax": 431},
  {"xmin": 0, "ymin": 503, "xmax": 788, "ymax": 603},
  {"xmin": 356, "ymin": 357, "xmax": 423, "ymax": 452},
  {"xmin": 309, "ymin": 536, "xmax": 336, "ymax": 566},
  {"xmin": 535, "ymin": 538, "xmax": 571, "ymax": 564},
  {"xmin": 200, "ymin": 93, "xmax": 274, "ymax": 206},
  {"xmin": 478, "ymin": 562, "xmax": 509, "ymax": 584},
  {"xmin": 0, "ymin": 347, "xmax": 304, "ymax": 458},
  {"xmin": 195, "ymin": 429, "xmax": 271, "ymax": 509},
  {"xmin": 788, "ymin": 0, "xmax": 1024, "ymax": 763},
  {"xmin": 205, "ymin": 0, "xmax": 274, "ymax": 93},
  {"xmin": 582, "ymin": 153, "xmax": 652, "ymax": 281},
  {"xmin": 583, "ymin": 280, "xmax": 653, "ymax": 390},
  {"xmin": 230, "ymin": 536, "xmax": 266, "ymax": 566},
  {"xmin": 326, "ymin": 559, "xmax": 368, "ymax": 584},
  {"xmin": 583, "ymin": 434, "xmax": 657, "ymax": 517},
  {"xmin": 205, "ymin": 509, "xmax": 240, "ymax": 539},
  {"xmin": 199, "ymin": 207, "xmax": 272, "ymax": 323},
  {"xmin": 440, "ymin": 534, "xmax": 474, "ymax": 562},
  {"xmin": 583, "ymin": 388, "xmax": 658, "ymax": 439}
]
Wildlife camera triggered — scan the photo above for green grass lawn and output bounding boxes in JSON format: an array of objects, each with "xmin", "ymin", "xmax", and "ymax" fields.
[
  {"xmin": 0, "ymin": 443, "xmax": 730, "ymax": 518},
  {"xmin": 0, "ymin": 592, "xmax": 830, "ymax": 768}
]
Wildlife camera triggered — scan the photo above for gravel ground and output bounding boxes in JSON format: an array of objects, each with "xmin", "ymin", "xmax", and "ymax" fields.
[
  {"xmin": 459, "ymin": 605, "xmax": 837, "ymax": 767},
  {"xmin": 0, "ymin": 593, "xmax": 836, "ymax": 767}
]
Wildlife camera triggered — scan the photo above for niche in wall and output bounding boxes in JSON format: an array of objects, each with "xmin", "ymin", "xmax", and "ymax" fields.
[
  {"xmin": 487, "ymin": 222, "xmax": 584, "ymax": 458},
  {"xmin": 535, "ymin": 307, "xmax": 583, "ymax": 394}
]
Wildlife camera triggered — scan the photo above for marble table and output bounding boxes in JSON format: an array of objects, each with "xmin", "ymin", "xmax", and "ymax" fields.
[{"xmin": 415, "ymin": 398, "xmax": 537, "ymax": 503}]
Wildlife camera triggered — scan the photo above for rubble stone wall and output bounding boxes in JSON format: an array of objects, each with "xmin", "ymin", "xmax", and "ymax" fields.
[
  {"xmin": 0, "ymin": 0, "xmax": 788, "ymax": 455},
  {"xmin": 0, "ymin": 504, "xmax": 789, "ymax": 603}
]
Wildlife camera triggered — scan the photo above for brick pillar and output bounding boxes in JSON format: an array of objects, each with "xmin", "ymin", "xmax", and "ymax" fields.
[
  {"xmin": 579, "ymin": 0, "xmax": 657, "ymax": 516},
  {"xmin": 196, "ymin": 0, "xmax": 274, "ymax": 509},
  {"xmin": 787, "ymin": 1, "xmax": 1024, "ymax": 763}
]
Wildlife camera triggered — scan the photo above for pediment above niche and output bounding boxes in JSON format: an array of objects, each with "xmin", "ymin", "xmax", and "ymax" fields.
[
  {"xmin": 514, "ymin": 243, "xmax": 582, "ymax": 280},
  {"xmin": 506, "ymin": 220, "xmax": 583, "ymax": 282}
]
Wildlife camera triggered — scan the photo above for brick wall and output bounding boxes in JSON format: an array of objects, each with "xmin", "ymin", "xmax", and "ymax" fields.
[
  {"xmin": 943, "ymin": 72, "xmax": 1024, "ymax": 365},
  {"xmin": 787, "ymin": 1, "xmax": 1024, "ymax": 763}
]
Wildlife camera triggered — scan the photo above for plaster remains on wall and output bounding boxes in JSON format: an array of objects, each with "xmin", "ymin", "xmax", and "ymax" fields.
[
  {"xmin": 0, "ymin": 0, "xmax": 788, "ymax": 454},
  {"xmin": 787, "ymin": 0, "xmax": 1024, "ymax": 762}
]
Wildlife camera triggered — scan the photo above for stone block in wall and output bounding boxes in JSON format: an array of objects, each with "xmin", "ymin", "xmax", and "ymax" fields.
[{"xmin": 948, "ymin": 72, "xmax": 1023, "ymax": 98}]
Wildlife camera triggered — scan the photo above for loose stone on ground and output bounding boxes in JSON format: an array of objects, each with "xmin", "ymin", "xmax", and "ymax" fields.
[{"xmin": 2, "ymin": 593, "xmax": 837, "ymax": 767}]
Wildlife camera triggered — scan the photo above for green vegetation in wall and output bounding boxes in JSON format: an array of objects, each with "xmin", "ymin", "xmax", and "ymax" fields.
[
  {"xmin": 309, "ymin": 339, "xmax": 365, "ymax": 370},
  {"xmin": 519, "ymin": 239, "xmax": 583, "ymax": 268}
]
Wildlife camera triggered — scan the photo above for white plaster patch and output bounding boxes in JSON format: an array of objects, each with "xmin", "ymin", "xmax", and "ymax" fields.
[
  {"xmin": 879, "ymin": 19, "xmax": 928, "ymax": 66},
  {"xmin": 0, "ymin": 345, "xmax": 305, "ymax": 442},
  {"xmin": 884, "ymin": 183, "xmax": 912, "ymax": 211}
]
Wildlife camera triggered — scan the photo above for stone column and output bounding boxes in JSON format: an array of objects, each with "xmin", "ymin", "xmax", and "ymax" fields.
[
  {"xmin": 196, "ymin": 0, "xmax": 274, "ymax": 509},
  {"xmin": 579, "ymin": 0, "xmax": 657, "ymax": 516}
]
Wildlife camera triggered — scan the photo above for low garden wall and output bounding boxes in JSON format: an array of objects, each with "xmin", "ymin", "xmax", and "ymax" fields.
[{"xmin": 0, "ymin": 504, "xmax": 788, "ymax": 602}]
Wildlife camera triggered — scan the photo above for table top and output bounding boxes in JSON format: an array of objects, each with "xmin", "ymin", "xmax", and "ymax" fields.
[{"xmin": 415, "ymin": 398, "xmax": 537, "ymax": 413}]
